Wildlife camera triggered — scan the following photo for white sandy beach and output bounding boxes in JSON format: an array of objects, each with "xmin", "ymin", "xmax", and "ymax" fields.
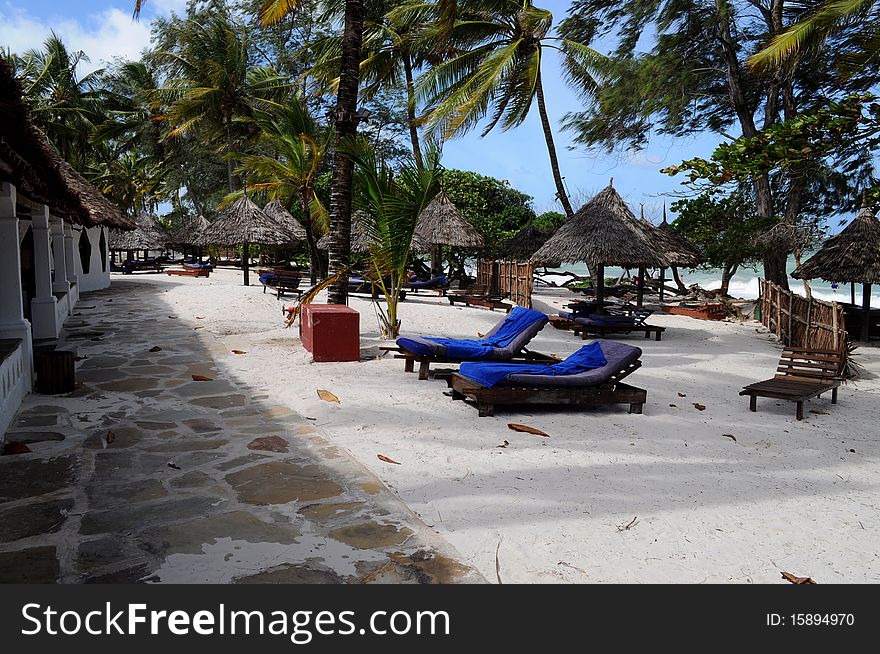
[{"xmin": 134, "ymin": 267, "xmax": 880, "ymax": 583}]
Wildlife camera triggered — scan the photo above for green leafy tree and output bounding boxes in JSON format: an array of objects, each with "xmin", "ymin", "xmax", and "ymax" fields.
[{"xmin": 532, "ymin": 210, "xmax": 565, "ymax": 232}]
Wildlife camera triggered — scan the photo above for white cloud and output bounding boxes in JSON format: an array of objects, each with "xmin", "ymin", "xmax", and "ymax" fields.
[{"xmin": 0, "ymin": 5, "xmax": 156, "ymax": 74}]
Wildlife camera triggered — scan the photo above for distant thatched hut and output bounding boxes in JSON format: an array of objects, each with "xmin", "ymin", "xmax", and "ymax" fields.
[
  {"xmin": 531, "ymin": 184, "xmax": 667, "ymax": 303},
  {"xmin": 641, "ymin": 204, "xmax": 703, "ymax": 299},
  {"xmin": 109, "ymin": 211, "xmax": 170, "ymax": 254},
  {"xmin": 414, "ymin": 191, "xmax": 484, "ymax": 274},
  {"xmin": 263, "ymin": 200, "xmax": 307, "ymax": 241},
  {"xmin": 168, "ymin": 214, "xmax": 209, "ymax": 248},
  {"xmin": 317, "ymin": 210, "xmax": 428, "ymax": 254},
  {"xmin": 792, "ymin": 201, "xmax": 880, "ymax": 340},
  {"xmin": 501, "ymin": 225, "xmax": 556, "ymax": 264},
  {"xmin": 197, "ymin": 196, "xmax": 302, "ymax": 285}
]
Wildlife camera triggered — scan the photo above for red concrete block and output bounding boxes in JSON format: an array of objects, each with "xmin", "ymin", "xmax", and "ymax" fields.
[{"xmin": 300, "ymin": 304, "xmax": 360, "ymax": 362}]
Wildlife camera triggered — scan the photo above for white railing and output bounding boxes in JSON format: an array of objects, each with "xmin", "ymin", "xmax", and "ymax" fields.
[
  {"xmin": 0, "ymin": 341, "xmax": 27, "ymax": 438},
  {"xmin": 55, "ymin": 292, "xmax": 69, "ymax": 330},
  {"xmin": 68, "ymin": 282, "xmax": 79, "ymax": 307}
]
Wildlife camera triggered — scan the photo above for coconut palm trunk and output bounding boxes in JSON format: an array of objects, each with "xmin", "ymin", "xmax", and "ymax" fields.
[
  {"xmin": 300, "ymin": 190, "xmax": 323, "ymax": 284},
  {"xmin": 402, "ymin": 54, "xmax": 423, "ymax": 163},
  {"xmin": 535, "ymin": 70, "xmax": 574, "ymax": 218},
  {"xmin": 326, "ymin": 0, "xmax": 365, "ymax": 305}
]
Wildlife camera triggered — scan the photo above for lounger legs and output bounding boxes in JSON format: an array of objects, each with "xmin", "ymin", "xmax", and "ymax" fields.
[
  {"xmin": 832, "ymin": 387, "xmax": 838, "ymax": 404},
  {"xmin": 478, "ymin": 403, "xmax": 494, "ymax": 417},
  {"xmin": 749, "ymin": 395, "xmax": 757, "ymax": 412},
  {"xmin": 629, "ymin": 402, "xmax": 643, "ymax": 414},
  {"xmin": 451, "ymin": 389, "xmax": 465, "ymax": 401},
  {"xmin": 655, "ymin": 330, "xmax": 662, "ymax": 341},
  {"xmin": 796, "ymin": 401, "xmax": 804, "ymax": 421},
  {"xmin": 418, "ymin": 360, "xmax": 430, "ymax": 380},
  {"xmin": 404, "ymin": 359, "xmax": 414, "ymax": 373}
]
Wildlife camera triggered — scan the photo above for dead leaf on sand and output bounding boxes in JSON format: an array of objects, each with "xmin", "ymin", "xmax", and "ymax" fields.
[
  {"xmin": 810, "ymin": 409, "xmax": 829, "ymax": 415},
  {"xmin": 192, "ymin": 375, "xmax": 213, "ymax": 382},
  {"xmin": 106, "ymin": 431, "xmax": 116, "ymax": 445},
  {"xmin": 167, "ymin": 462, "xmax": 181, "ymax": 470},
  {"xmin": 781, "ymin": 571, "xmax": 816, "ymax": 585},
  {"xmin": 149, "ymin": 346, "xmax": 162, "ymax": 352},
  {"xmin": 678, "ymin": 392, "xmax": 686, "ymax": 397},
  {"xmin": 317, "ymin": 389, "xmax": 340, "ymax": 404},
  {"xmin": 477, "ymin": 332, "xmax": 485, "ymax": 338},
  {"xmin": 193, "ymin": 326, "xmax": 204, "ymax": 330},
  {"xmin": 231, "ymin": 349, "xmax": 247, "ymax": 355},
  {"xmin": 377, "ymin": 454, "xmax": 401, "ymax": 465},
  {"xmin": 723, "ymin": 434, "xmax": 737, "ymax": 442},
  {"xmin": 196, "ymin": 316, "xmax": 205, "ymax": 320},
  {"xmin": 496, "ymin": 440, "xmax": 510, "ymax": 449},
  {"xmin": 617, "ymin": 516, "xmax": 638, "ymax": 532},
  {"xmin": 508, "ymin": 423, "xmax": 549, "ymax": 437},
  {"xmin": 693, "ymin": 403, "xmax": 706, "ymax": 411}
]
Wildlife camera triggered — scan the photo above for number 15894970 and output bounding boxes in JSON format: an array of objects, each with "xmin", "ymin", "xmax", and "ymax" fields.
[{"xmin": 766, "ymin": 614, "xmax": 854, "ymax": 626}]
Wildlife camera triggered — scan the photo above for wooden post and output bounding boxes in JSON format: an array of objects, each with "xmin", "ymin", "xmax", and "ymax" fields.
[
  {"xmin": 637, "ymin": 266, "xmax": 645, "ymax": 308},
  {"xmin": 243, "ymin": 242, "xmax": 250, "ymax": 286},
  {"xmin": 596, "ymin": 264, "xmax": 605, "ymax": 305},
  {"xmin": 787, "ymin": 291, "xmax": 793, "ymax": 345},
  {"xmin": 832, "ymin": 300, "xmax": 839, "ymax": 351},
  {"xmin": 659, "ymin": 267, "xmax": 666, "ymax": 303},
  {"xmin": 851, "ymin": 282, "xmax": 856, "ymax": 306},
  {"xmin": 862, "ymin": 283, "xmax": 872, "ymax": 341}
]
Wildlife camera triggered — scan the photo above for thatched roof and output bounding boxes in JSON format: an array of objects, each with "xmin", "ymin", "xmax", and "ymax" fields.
[
  {"xmin": 196, "ymin": 196, "xmax": 301, "ymax": 246},
  {"xmin": 317, "ymin": 210, "xmax": 430, "ymax": 253},
  {"xmin": 263, "ymin": 200, "xmax": 307, "ymax": 241},
  {"xmin": 500, "ymin": 225, "xmax": 553, "ymax": 262},
  {"xmin": 109, "ymin": 211, "xmax": 170, "ymax": 250},
  {"xmin": 414, "ymin": 191, "xmax": 484, "ymax": 248},
  {"xmin": 792, "ymin": 202, "xmax": 880, "ymax": 284},
  {"xmin": 167, "ymin": 214, "xmax": 209, "ymax": 247},
  {"xmin": 0, "ymin": 60, "xmax": 132, "ymax": 230},
  {"xmin": 531, "ymin": 184, "xmax": 667, "ymax": 267},
  {"xmin": 647, "ymin": 206, "xmax": 703, "ymax": 268}
]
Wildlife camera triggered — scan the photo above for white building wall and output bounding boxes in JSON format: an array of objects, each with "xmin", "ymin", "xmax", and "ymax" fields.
[{"xmin": 75, "ymin": 226, "xmax": 111, "ymax": 292}]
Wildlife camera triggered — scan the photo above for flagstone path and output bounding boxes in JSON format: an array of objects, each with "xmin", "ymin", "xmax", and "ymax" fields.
[{"xmin": 0, "ymin": 281, "xmax": 482, "ymax": 584}]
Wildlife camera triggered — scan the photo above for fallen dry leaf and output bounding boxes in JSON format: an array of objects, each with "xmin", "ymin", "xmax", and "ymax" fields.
[
  {"xmin": 669, "ymin": 403, "xmax": 677, "ymax": 408},
  {"xmin": 723, "ymin": 434, "xmax": 736, "ymax": 442},
  {"xmin": 167, "ymin": 462, "xmax": 181, "ymax": 470},
  {"xmin": 549, "ymin": 353, "xmax": 564, "ymax": 360},
  {"xmin": 677, "ymin": 392, "xmax": 687, "ymax": 397},
  {"xmin": 106, "ymin": 431, "xmax": 116, "ymax": 445},
  {"xmin": 508, "ymin": 423, "xmax": 549, "ymax": 437},
  {"xmin": 149, "ymin": 346, "xmax": 162, "ymax": 352},
  {"xmin": 477, "ymin": 332, "xmax": 485, "ymax": 338},
  {"xmin": 810, "ymin": 409, "xmax": 829, "ymax": 415},
  {"xmin": 377, "ymin": 454, "xmax": 401, "ymax": 465},
  {"xmin": 192, "ymin": 375, "xmax": 213, "ymax": 382},
  {"xmin": 496, "ymin": 440, "xmax": 510, "ymax": 449},
  {"xmin": 231, "ymin": 349, "xmax": 247, "ymax": 355},
  {"xmin": 693, "ymin": 403, "xmax": 706, "ymax": 411},
  {"xmin": 168, "ymin": 315, "xmax": 178, "ymax": 319},
  {"xmin": 196, "ymin": 316, "xmax": 205, "ymax": 320},
  {"xmin": 2, "ymin": 442, "xmax": 31, "ymax": 455},
  {"xmin": 781, "ymin": 571, "xmax": 816, "ymax": 585},
  {"xmin": 317, "ymin": 389, "xmax": 340, "ymax": 404},
  {"xmin": 193, "ymin": 326, "xmax": 204, "ymax": 330}
]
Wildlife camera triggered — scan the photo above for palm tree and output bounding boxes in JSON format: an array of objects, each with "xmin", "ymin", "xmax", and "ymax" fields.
[
  {"xmin": 95, "ymin": 61, "xmax": 165, "ymax": 160},
  {"xmin": 342, "ymin": 136, "xmax": 443, "ymax": 338},
  {"xmin": 749, "ymin": 0, "xmax": 879, "ymax": 73},
  {"xmin": 235, "ymin": 100, "xmax": 331, "ymax": 282},
  {"xmin": 15, "ymin": 33, "xmax": 104, "ymax": 169},
  {"xmin": 158, "ymin": 15, "xmax": 287, "ymax": 193},
  {"xmin": 89, "ymin": 151, "xmax": 165, "ymax": 217},
  {"xmin": 260, "ymin": 0, "xmax": 366, "ymax": 305},
  {"xmin": 417, "ymin": 0, "xmax": 604, "ymax": 217}
]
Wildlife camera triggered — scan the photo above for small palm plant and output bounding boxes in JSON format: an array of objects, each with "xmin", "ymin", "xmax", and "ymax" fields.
[{"xmin": 343, "ymin": 137, "xmax": 442, "ymax": 338}]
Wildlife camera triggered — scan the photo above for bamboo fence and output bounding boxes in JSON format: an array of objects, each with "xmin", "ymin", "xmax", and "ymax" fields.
[
  {"xmin": 477, "ymin": 259, "xmax": 535, "ymax": 308},
  {"xmin": 758, "ymin": 279, "xmax": 847, "ymax": 353}
]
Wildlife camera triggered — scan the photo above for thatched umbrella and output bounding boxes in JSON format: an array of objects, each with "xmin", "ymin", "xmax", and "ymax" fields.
[
  {"xmin": 414, "ymin": 191, "xmax": 484, "ymax": 274},
  {"xmin": 792, "ymin": 200, "xmax": 880, "ymax": 340},
  {"xmin": 196, "ymin": 196, "xmax": 301, "ymax": 285},
  {"xmin": 317, "ymin": 210, "xmax": 429, "ymax": 254},
  {"xmin": 531, "ymin": 183, "xmax": 667, "ymax": 304},
  {"xmin": 168, "ymin": 214, "xmax": 209, "ymax": 247},
  {"xmin": 501, "ymin": 225, "xmax": 553, "ymax": 262},
  {"xmin": 263, "ymin": 200, "xmax": 308, "ymax": 241},
  {"xmin": 109, "ymin": 211, "xmax": 170, "ymax": 257},
  {"xmin": 641, "ymin": 204, "xmax": 703, "ymax": 301}
]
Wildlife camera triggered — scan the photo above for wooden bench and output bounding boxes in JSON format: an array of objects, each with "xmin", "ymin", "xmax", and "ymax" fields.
[
  {"xmin": 572, "ymin": 322, "xmax": 665, "ymax": 341},
  {"xmin": 739, "ymin": 346, "xmax": 844, "ymax": 420},
  {"xmin": 166, "ymin": 267, "xmax": 210, "ymax": 278},
  {"xmin": 261, "ymin": 272, "xmax": 303, "ymax": 299},
  {"xmin": 447, "ymin": 285, "xmax": 511, "ymax": 312}
]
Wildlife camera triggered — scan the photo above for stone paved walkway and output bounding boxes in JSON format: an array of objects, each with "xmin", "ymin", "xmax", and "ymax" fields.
[{"xmin": 0, "ymin": 282, "xmax": 482, "ymax": 583}]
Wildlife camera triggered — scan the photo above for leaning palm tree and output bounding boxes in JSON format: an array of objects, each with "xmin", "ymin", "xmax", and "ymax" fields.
[
  {"xmin": 749, "ymin": 0, "xmax": 880, "ymax": 72},
  {"xmin": 234, "ymin": 100, "xmax": 331, "ymax": 282},
  {"xmin": 342, "ymin": 137, "xmax": 443, "ymax": 338},
  {"xmin": 158, "ymin": 15, "xmax": 287, "ymax": 193},
  {"xmin": 417, "ymin": 0, "xmax": 604, "ymax": 217}
]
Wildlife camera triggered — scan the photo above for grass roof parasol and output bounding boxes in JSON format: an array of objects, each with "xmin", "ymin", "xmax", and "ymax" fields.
[
  {"xmin": 196, "ymin": 196, "xmax": 301, "ymax": 247},
  {"xmin": 167, "ymin": 214, "xmax": 209, "ymax": 247},
  {"xmin": 263, "ymin": 200, "xmax": 308, "ymax": 241},
  {"xmin": 500, "ymin": 225, "xmax": 554, "ymax": 262},
  {"xmin": 318, "ymin": 210, "xmax": 429, "ymax": 253},
  {"xmin": 413, "ymin": 191, "xmax": 484, "ymax": 248},
  {"xmin": 109, "ymin": 211, "xmax": 170, "ymax": 250}
]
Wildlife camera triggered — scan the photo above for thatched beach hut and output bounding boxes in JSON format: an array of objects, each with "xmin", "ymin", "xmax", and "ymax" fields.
[
  {"xmin": 109, "ymin": 211, "xmax": 170, "ymax": 256},
  {"xmin": 197, "ymin": 196, "xmax": 302, "ymax": 285},
  {"xmin": 317, "ymin": 210, "xmax": 429, "ymax": 254},
  {"xmin": 641, "ymin": 204, "xmax": 703, "ymax": 300},
  {"xmin": 168, "ymin": 214, "xmax": 209, "ymax": 248},
  {"xmin": 792, "ymin": 201, "xmax": 880, "ymax": 340},
  {"xmin": 263, "ymin": 200, "xmax": 308, "ymax": 241},
  {"xmin": 501, "ymin": 225, "xmax": 554, "ymax": 262},
  {"xmin": 414, "ymin": 191, "xmax": 484, "ymax": 274},
  {"xmin": 531, "ymin": 184, "xmax": 667, "ymax": 304}
]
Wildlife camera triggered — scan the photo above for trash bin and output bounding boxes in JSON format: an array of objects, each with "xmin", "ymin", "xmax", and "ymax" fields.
[
  {"xmin": 300, "ymin": 304, "xmax": 360, "ymax": 362},
  {"xmin": 36, "ymin": 350, "xmax": 76, "ymax": 394}
]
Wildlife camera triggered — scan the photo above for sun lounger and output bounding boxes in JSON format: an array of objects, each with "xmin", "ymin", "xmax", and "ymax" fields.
[
  {"xmin": 405, "ymin": 274, "xmax": 449, "ymax": 295},
  {"xmin": 391, "ymin": 306, "xmax": 552, "ymax": 379},
  {"xmin": 450, "ymin": 339, "xmax": 646, "ymax": 416},
  {"xmin": 119, "ymin": 259, "xmax": 164, "ymax": 274},
  {"xmin": 739, "ymin": 346, "xmax": 844, "ymax": 420},
  {"xmin": 447, "ymin": 284, "xmax": 511, "ymax": 312},
  {"xmin": 572, "ymin": 307, "xmax": 665, "ymax": 341},
  {"xmin": 258, "ymin": 271, "xmax": 303, "ymax": 299},
  {"xmin": 166, "ymin": 266, "xmax": 210, "ymax": 277}
]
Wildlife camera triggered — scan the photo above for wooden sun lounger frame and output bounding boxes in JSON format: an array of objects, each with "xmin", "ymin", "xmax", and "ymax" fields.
[
  {"xmin": 380, "ymin": 345, "xmax": 557, "ymax": 380},
  {"xmin": 448, "ymin": 359, "xmax": 646, "ymax": 417},
  {"xmin": 572, "ymin": 321, "xmax": 665, "ymax": 341},
  {"xmin": 261, "ymin": 273, "xmax": 303, "ymax": 299},
  {"xmin": 446, "ymin": 285, "xmax": 511, "ymax": 312},
  {"xmin": 166, "ymin": 267, "xmax": 210, "ymax": 277},
  {"xmin": 739, "ymin": 346, "xmax": 844, "ymax": 420}
]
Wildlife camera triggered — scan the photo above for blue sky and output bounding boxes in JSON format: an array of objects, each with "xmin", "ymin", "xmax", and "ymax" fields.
[{"xmin": 0, "ymin": 0, "xmax": 721, "ymax": 221}]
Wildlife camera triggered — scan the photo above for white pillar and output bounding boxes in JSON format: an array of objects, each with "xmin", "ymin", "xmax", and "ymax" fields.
[
  {"xmin": 29, "ymin": 204, "xmax": 59, "ymax": 340},
  {"xmin": 64, "ymin": 223, "xmax": 79, "ymax": 286},
  {"xmin": 50, "ymin": 216, "xmax": 69, "ymax": 294},
  {"xmin": 0, "ymin": 183, "xmax": 34, "ymax": 383}
]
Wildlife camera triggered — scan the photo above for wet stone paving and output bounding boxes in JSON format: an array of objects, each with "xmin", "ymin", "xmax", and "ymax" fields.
[{"xmin": 0, "ymin": 282, "xmax": 481, "ymax": 584}]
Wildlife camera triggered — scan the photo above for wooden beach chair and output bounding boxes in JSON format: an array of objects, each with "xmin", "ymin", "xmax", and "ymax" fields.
[
  {"xmin": 446, "ymin": 285, "xmax": 511, "ymax": 312},
  {"xmin": 259, "ymin": 271, "xmax": 303, "ymax": 299},
  {"xmin": 572, "ymin": 307, "xmax": 665, "ymax": 341},
  {"xmin": 449, "ymin": 340, "xmax": 647, "ymax": 417},
  {"xmin": 387, "ymin": 306, "xmax": 552, "ymax": 380},
  {"xmin": 405, "ymin": 274, "xmax": 449, "ymax": 296},
  {"xmin": 739, "ymin": 346, "xmax": 845, "ymax": 420}
]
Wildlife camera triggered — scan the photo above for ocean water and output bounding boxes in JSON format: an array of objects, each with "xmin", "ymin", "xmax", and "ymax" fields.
[{"xmin": 543, "ymin": 256, "xmax": 880, "ymax": 308}]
